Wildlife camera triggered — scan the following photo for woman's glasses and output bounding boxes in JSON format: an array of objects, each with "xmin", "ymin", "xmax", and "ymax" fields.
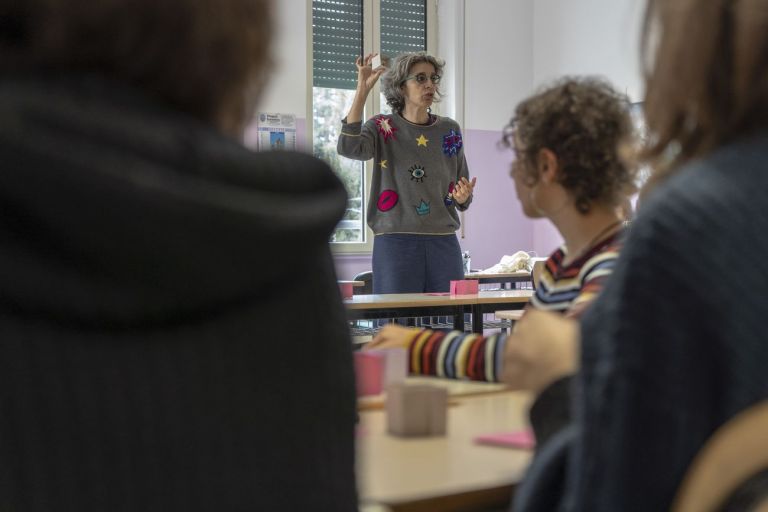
[{"xmin": 403, "ymin": 73, "xmax": 441, "ymax": 85}]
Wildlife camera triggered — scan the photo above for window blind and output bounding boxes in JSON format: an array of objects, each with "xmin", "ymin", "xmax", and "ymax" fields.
[
  {"xmin": 380, "ymin": 0, "xmax": 426, "ymax": 61},
  {"xmin": 313, "ymin": 0, "xmax": 427, "ymax": 90},
  {"xmin": 313, "ymin": 0, "xmax": 363, "ymax": 90}
]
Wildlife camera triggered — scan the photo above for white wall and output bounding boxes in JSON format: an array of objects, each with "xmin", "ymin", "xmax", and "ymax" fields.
[
  {"xmin": 528, "ymin": 0, "xmax": 644, "ymax": 254},
  {"xmin": 532, "ymin": 0, "xmax": 644, "ymax": 100},
  {"xmin": 258, "ymin": 0, "xmax": 309, "ymax": 117},
  {"xmin": 463, "ymin": 0, "xmax": 534, "ymax": 132},
  {"xmin": 257, "ymin": 0, "xmax": 645, "ymax": 150},
  {"xmin": 452, "ymin": 0, "xmax": 644, "ymax": 258},
  {"xmin": 436, "ymin": 0, "xmax": 464, "ymax": 124}
]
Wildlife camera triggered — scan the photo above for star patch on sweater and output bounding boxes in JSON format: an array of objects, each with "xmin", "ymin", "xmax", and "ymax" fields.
[
  {"xmin": 442, "ymin": 129, "xmax": 463, "ymax": 156},
  {"xmin": 409, "ymin": 164, "xmax": 427, "ymax": 183},
  {"xmin": 416, "ymin": 134, "xmax": 429, "ymax": 147},
  {"xmin": 375, "ymin": 115, "xmax": 398, "ymax": 142},
  {"xmin": 415, "ymin": 200, "xmax": 431, "ymax": 216}
]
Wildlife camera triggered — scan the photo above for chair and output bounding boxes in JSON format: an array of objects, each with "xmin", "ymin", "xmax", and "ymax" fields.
[
  {"xmin": 673, "ymin": 400, "xmax": 768, "ymax": 512},
  {"xmin": 352, "ymin": 270, "xmax": 373, "ymax": 295},
  {"xmin": 350, "ymin": 271, "xmax": 376, "ymax": 336}
]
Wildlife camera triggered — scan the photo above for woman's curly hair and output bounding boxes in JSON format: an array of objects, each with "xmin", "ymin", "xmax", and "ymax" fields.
[{"xmin": 503, "ymin": 77, "xmax": 637, "ymax": 213}]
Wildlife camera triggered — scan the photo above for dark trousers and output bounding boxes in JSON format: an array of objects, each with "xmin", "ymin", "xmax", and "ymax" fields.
[{"xmin": 372, "ymin": 233, "xmax": 464, "ymax": 294}]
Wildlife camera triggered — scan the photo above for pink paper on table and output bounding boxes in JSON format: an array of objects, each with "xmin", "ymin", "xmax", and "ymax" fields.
[
  {"xmin": 450, "ymin": 279, "xmax": 479, "ymax": 295},
  {"xmin": 474, "ymin": 429, "xmax": 536, "ymax": 449}
]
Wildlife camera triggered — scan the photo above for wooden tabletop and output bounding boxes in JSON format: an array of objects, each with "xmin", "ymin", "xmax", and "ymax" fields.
[
  {"xmin": 465, "ymin": 270, "xmax": 530, "ymax": 279},
  {"xmin": 494, "ymin": 309, "xmax": 526, "ymax": 321},
  {"xmin": 475, "ymin": 290, "xmax": 532, "ymax": 303},
  {"xmin": 358, "ymin": 377, "xmax": 510, "ymax": 411},
  {"xmin": 357, "ymin": 382, "xmax": 533, "ymax": 511},
  {"xmin": 338, "ymin": 280, "xmax": 366, "ymax": 287},
  {"xmin": 345, "ymin": 290, "xmax": 533, "ymax": 310}
]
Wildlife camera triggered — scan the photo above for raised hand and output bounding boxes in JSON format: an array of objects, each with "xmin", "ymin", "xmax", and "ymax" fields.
[{"xmin": 356, "ymin": 53, "xmax": 386, "ymax": 93}]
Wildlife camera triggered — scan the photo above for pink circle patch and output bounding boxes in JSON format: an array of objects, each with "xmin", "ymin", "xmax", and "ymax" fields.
[{"xmin": 377, "ymin": 190, "xmax": 399, "ymax": 212}]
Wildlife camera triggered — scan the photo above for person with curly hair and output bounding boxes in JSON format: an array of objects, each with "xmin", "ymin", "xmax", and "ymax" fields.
[
  {"xmin": 338, "ymin": 52, "xmax": 476, "ymax": 294},
  {"xmin": 367, "ymin": 77, "xmax": 637, "ymax": 386}
]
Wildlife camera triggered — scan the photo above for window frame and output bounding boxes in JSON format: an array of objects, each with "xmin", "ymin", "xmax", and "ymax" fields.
[{"xmin": 307, "ymin": 0, "xmax": 438, "ymax": 254}]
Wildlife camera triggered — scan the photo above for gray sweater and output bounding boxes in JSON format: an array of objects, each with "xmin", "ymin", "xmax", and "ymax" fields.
[{"xmin": 338, "ymin": 113, "xmax": 471, "ymax": 235}]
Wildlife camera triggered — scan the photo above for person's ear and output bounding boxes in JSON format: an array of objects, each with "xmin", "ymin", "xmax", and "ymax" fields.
[{"xmin": 537, "ymin": 148, "xmax": 559, "ymax": 184}]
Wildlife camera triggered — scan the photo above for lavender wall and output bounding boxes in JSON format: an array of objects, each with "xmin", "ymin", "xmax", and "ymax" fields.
[
  {"xmin": 334, "ymin": 254, "xmax": 372, "ymax": 281},
  {"xmin": 460, "ymin": 129, "xmax": 533, "ymax": 270},
  {"xmin": 295, "ymin": 118, "xmax": 307, "ymax": 151}
]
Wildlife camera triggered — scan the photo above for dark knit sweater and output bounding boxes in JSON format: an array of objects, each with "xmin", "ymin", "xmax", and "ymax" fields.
[
  {"xmin": 515, "ymin": 132, "xmax": 768, "ymax": 511},
  {"xmin": 0, "ymin": 76, "xmax": 358, "ymax": 511}
]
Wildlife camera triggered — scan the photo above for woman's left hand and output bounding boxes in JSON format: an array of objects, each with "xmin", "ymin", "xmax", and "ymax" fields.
[{"xmin": 453, "ymin": 177, "xmax": 477, "ymax": 205}]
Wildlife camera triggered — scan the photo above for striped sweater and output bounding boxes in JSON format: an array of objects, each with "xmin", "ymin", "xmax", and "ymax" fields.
[
  {"xmin": 409, "ymin": 330, "xmax": 507, "ymax": 382},
  {"xmin": 532, "ymin": 229, "xmax": 624, "ymax": 315},
  {"xmin": 407, "ymin": 229, "xmax": 624, "ymax": 381}
]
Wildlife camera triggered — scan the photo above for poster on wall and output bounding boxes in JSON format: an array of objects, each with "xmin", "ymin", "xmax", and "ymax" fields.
[{"xmin": 247, "ymin": 112, "xmax": 296, "ymax": 151}]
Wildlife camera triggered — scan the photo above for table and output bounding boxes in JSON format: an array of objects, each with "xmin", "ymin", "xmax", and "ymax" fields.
[
  {"xmin": 345, "ymin": 290, "xmax": 533, "ymax": 333},
  {"xmin": 494, "ymin": 309, "xmax": 526, "ymax": 322},
  {"xmin": 357, "ymin": 378, "xmax": 534, "ymax": 512},
  {"xmin": 358, "ymin": 376, "xmax": 510, "ymax": 411},
  {"xmin": 339, "ymin": 280, "xmax": 366, "ymax": 287},
  {"xmin": 465, "ymin": 270, "xmax": 532, "ymax": 288}
]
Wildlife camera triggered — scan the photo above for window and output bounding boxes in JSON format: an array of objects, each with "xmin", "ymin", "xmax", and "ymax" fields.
[{"xmin": 310, "ymin": 0, "xmax": 435, "ymax": 252}]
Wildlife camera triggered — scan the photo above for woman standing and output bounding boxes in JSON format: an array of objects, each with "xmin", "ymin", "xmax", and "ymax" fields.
[{"xmin": 338, "ymin": 52, "xmax": 476, "ymax": 294}]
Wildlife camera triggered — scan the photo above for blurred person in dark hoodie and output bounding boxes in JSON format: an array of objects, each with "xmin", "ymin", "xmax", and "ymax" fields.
[{"xmin": 0, "ymin": 1, "xmax": 357, "ymax": 510}]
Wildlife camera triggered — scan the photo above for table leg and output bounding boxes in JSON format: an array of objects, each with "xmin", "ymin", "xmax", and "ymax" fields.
[
  {"xmin": 471, "ymin": 304, "xmax": 484, "ymax": 333},
  {"xmin": 452, "ymin": 307, "xmax": 465, "ymax": 332}
]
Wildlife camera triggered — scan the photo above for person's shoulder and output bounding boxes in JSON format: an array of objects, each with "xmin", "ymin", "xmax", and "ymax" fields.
[
  {"xmin": 251, "ymin": 149, "xmax": 334, "ymax": 177},
  {"xmin": 366, "ymin": 113, "xmax": 395, "ymax": 123},
  {"xmin": 653, "ymin": 131, "xmax": 768, "ymax": 205},
  {"xmin": 433, "ymin": 115, "xmax": 462, "ymax": 130},
  {"xmin": 538, "ymin": 247, "xmax": 564, "ymax": 277},
  {"xmin": 584, "ymin": 234, "xmax": 622, "ymax": 267},
  {"xmin": 619, "ymin": 136, "xmax": 768, "ymax": 269},
  {"xmin": 220, "ymin": 146, "xmax": 342, "ymax": 199},
  {"xmin": 363, "ymin": 113, "xmax": 400, "ymax": 131}
]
